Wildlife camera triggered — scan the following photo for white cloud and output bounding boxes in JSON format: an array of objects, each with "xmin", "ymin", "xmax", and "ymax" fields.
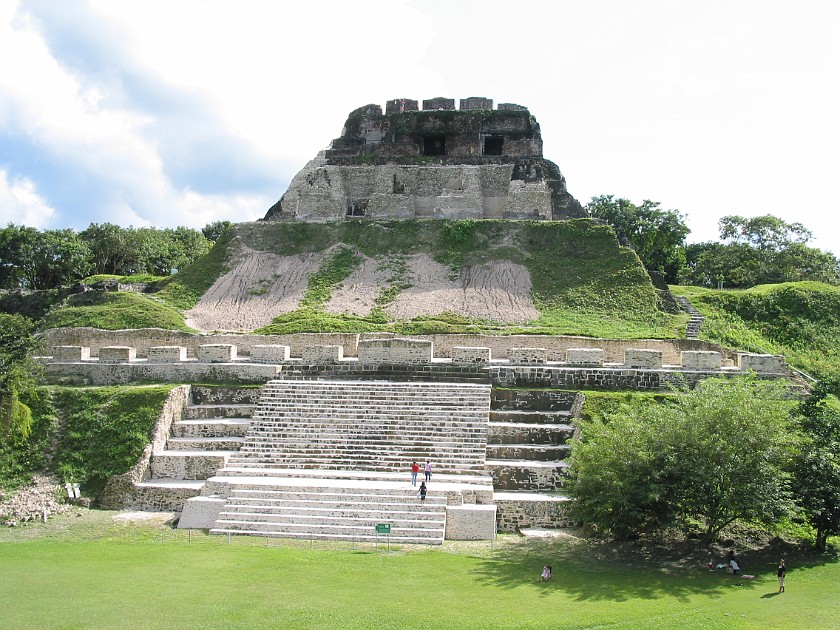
[{"xmin": 0, "ymin": 168, "xmax": 56, "ymax": 227}]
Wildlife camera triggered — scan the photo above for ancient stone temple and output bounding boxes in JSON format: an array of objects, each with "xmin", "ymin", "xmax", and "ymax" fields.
[{"xmin": 263, "ymin": 97, "xmax": 586, "ymax": 222}]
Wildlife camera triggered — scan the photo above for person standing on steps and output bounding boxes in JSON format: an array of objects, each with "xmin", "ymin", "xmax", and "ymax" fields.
[
  {"xmin": 410, "ymin": 461, "xmax": 419, "ymax": 486},
  {"xmin": 419, "ymin": 481, "xmax": 427, "ymax": 502},
  {"xmin": 778, "ymin": 559, "xmax": 786, "ymax": 592},
  {"xmin": 424, "ymin": 461, "xmax": 432, "ymax": 482}
]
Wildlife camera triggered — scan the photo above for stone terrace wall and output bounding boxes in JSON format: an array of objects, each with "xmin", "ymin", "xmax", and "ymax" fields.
[{"xmin": 41, "ymin": 328, "xmax": 737, "ymax": 364}]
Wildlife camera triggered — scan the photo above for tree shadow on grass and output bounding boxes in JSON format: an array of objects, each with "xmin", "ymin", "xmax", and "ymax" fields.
[{"xmin": 468, "ymin": 535, "xmax": 837, "ymax": 602}]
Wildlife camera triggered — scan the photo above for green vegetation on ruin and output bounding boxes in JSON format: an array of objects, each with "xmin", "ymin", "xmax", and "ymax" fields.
[
  {"xmin": 154, "ymin": 227, "xmax": 235, "ymax": 310},
  {"xmin": 81, "ymin": 273, "xmax": 167, "ymax": 285},
  {"xmin": 0, "ymin": 385, "xmax": 174, "ymax": 496},
  {"xmin": 243, "ymin": 219, "xmax": 681, "ymax": 338},
  {"xmin": 40, "ymin": 292, "xmax": 194, "ymax": 332},
  {"xmin": 1, "ymin": 512, "xmax": 839, "ymax": 629},
  {"xmin": 672, "ymin": 281, "xmax": 840, "ymax": 390}
]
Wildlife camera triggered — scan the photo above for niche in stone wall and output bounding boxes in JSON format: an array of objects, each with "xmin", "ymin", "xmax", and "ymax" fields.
[
  {"xmin": 484, "ymin": 137, "xmax": 504, "ymax": 156},
  {"xmin": 423, "ymin": 135, "xmax": 447, "ymax": 156},
  {"xmin": 346, "ymin": 199, "xmax": 368, "ymax": 216}
]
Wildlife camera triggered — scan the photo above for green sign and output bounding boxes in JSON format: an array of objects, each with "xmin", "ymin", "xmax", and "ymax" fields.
[{"xmin": 375, "ymin": 523, "xmax": 391, "ymax": 534}]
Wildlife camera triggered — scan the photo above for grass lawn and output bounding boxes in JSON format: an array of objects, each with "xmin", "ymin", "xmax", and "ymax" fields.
[{"xmin": 1, "ymin": 511, "xmax": 839, "ymax": 629}]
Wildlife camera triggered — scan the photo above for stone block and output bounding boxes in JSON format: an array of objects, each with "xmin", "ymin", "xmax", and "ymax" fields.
[
  {"xmin": 422, "ymin": 97, "xmax": 455, "ymax": 111},
  {"xmin": 738, "ymin": 353, "xmax": 785, "ymax": 373},
  {"xmin": 177, "ymin": 496, "xmax": 227, "ymax": 529},
  {"xmin": 460, "ymin": 97, "xmax": 493, "ymax": 110},
  {"xmin": 301, "ymin": 345, "xmax": 344, "ymax": 364},
  {"xmin": 385, "ymin": 98, "xmax": 419, "ymax": 114},
  {"xmin": 624, "ymin": 349, "xmax": 663, "ymax": 369},
  {"xmin": 98, "ymin": 346, "xmax": 136, "ymax": 363},
  {"xmin": 681, "ymin": 350, "xmax": 722, "ymax": 370},
  {"xmin": 53, "ymin": 345, "xmax": 90, "ymax": 362},
  {"xmin": 250, "ymin": 344, "xmax": 290, "ymax": 364},
  {"xmin": 451, "ymin": 346, "xmax": 491, "ymax": 365},
  {"xmin": 198, "ymin": 344, "xmax": 237, "ymax": 363},
  {"xmin": 565, "ymin": 348, "xmax": 604, "ymax": 366},
  {"xmin": 445, "ymin": 504, "xmax": 497, "ymax": 540},
  {"xmin": 357, "ymin": 338, "xmax": 432, "ymax": 364},
  {"xmin": 508, "ymin": 347, "xmax": 547, "ymax": 364},
  {"xmin": 497, "ymin": 103, "xmax": 527, "ymax": 111},
  {"xmin": 148, "ymin": 346, "xmax": 188, "ymax": 363}
]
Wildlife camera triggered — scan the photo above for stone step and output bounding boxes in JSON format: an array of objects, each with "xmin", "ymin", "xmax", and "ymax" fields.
[
  {"xmin": 150, "ymin": 450, "xmax": 236, "ymax": 480},
  {"xmin": 213, "ymin": 468, "xmax": 494, "ymax": 486},
  {"xmin": 247, "ymin": 422, "xmax": 487, "ymax": 433},
  {"xmin": 490, "ymin": 389, "xmax": 577, "ymax": 412},
  {"xmin": 211, "ymin": 520, "xmax": 444, "ymax": 540},
  {"xmin": 185, "ymin": 404, "xmax": 256, "ymax": 420},
  {"xmin": 486, "ymin": 444, "xmax": 571, "ymax": 461},
  {"xmin": 166, "ymin": 437, "xmax": 245, "ymax": 451},
  {"xmin": 227, "ymin": 495, "xmax": 447, "ymax": 511},
  {"xmin": 240, "ymin": 438, "xmax": 486, "ymax": 452},
  {"xmin": 191, "ymin": 386, "xmax": 263, "ymax": 406},
  {"xmin": 236, "ymin": 449, "xmax": 485, "ymax": 463},
  {"xmin": 172, "ymin": 418, "xmax": 251, "ymax": 438},
  {"xmin": 488, "ymin": 410, "xmax": 572, "ymax": 424},
  {"xmin": 225, "ymin": 459, "xmax": 486, "ymax": 474},
  {"xmin": 210, "ymin": 527, "xmax": 443, "ymax": 545},
  {"xmin": 487, "ymin": 422, "xmax": 575, "ymax": 444},
  {"xmin": 127, "ymin": 479, "xmax": 205, "ymax": 511},
  {"xmin": 486, "ymin": 459, "xmax": 569, "ymax": 492},
  {"xmin": 217, "ymin": 510, "xmax": 445, "ymax": 528}
]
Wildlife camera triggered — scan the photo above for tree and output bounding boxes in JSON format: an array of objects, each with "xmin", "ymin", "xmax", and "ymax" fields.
[
  {"xmin": 586, "ymin": 195, "xmax": 689, "ymax": 283},
  {"xmin": 793, "ymin": 383, "xmax": 840, "ymax": 551},
  {"xmin": 0, "ymin": 225, "xmax": 91, "ymax": 289},
  {"xmin": 682, "ymin": 215, "xmax": 839, "ymax": 288},
  {"xmin": 568, "ymin": 375, "xmax": 796, "ymax": 542},
  {"xmin": 202, "ymin": 220, "xmax": 233, "ymax": 243},
  {"xmin": 0, "ymin": 314, "xmax": 39, "ymax": 442}
]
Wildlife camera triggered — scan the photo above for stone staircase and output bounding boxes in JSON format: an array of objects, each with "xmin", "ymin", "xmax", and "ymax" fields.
[
  {"xmin": 675, "ymin": 295, "xmax": 704, "ymax": 338},
  {"xmin": 486, "ymin": 389, "xmax": 579, "ymax": 492},
  {"xmin": 181, "ymin": 380, "xmax": 495, "ymax": 543},
  {"xmin": 130, "ymin": 386, "xmax": 257, "ymax": 510}
]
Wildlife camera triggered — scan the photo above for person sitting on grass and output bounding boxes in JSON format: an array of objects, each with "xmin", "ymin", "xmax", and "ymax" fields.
[{"xmin": 540, "ymin": 565, "xmax": 552, "ymax": 581}]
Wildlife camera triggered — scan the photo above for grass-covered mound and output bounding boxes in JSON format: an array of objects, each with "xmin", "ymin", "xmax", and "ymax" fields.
[
  {"xmin": 41, "ymin": 291, "xmax": 193, "ymax": 332},
  {"xmin": 244, "ymin": 219, "xmax": 683, "ymax": 338},
  {"xmin": 0, "ymin": 385, "xmax": 174, "ymax": 497},
  {"xmin": 673, "ymin": 281, "xmax": 840, "ymax": 389}
]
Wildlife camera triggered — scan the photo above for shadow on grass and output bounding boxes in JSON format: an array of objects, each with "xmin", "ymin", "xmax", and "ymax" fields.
[{"xmin": 469, "ymin": 535, "xmax": 839, "ymax": 602}]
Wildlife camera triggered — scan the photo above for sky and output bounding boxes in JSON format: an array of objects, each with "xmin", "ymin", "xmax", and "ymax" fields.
[{"xmin": 1, "ymin": 0, "xmax": 838, "ymax": 254}]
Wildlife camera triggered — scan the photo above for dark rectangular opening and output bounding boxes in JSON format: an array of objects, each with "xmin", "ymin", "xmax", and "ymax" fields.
[
  {"xmin": 423, "ymin": 135, "xmax": 446, "ymax": 156},
  {"xmin": 484, "ymin": 137, "xmax": 504, "ymax": 156}
]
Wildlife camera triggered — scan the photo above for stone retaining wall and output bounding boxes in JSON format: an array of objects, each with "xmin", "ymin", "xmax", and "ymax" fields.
[
  {"xmin": 41, "ymin": 328, "xmax": 738, "ymax": 363},
  {"xmin": 100, "ymin": 385, "xmax": 189, "ymax": 509},
  {"xmin": 495, "ymin": 496, "xmax": 574, "ymax": 532}
]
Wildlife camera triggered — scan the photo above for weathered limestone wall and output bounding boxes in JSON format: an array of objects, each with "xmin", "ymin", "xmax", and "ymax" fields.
[
  {"xmin": 100, "ymin": 385, "xmax": 189, "ymax": 509},
  {"xmin": 45, "ymin": 361, "xmax": 280, "ymax": 385},
  {"xmin": 495, "ymin": 495, "xmax": 573, "ymax": 533},
  {"xmin": 681, "ymin": 350, "xmax": 722, "ymax": 370},
  {"xmin": 738, "ymin": 353, "xmax": 786, "ymax": 373},
  {"xmin": 148, "ymin": 346, "xmax": 188, "ymax": 363},
  {"xmin": 357, "ymin": 338, "xmax": 433, "ymax": 364},
  {"xmin": 624, "ymin": 349, "xmax": 663, "ymax": 369},
  {"xmin": 451, "ymin": 346, "xmax": 491, "ymax": 365},
  {"xmin": 566, "ymin": 348, "xmax": 604, "ymax": 366},
  {"xmin": 41, "ymin": 328, "xmax": 738, "ymax": 365},
  {"xmin": 301, "ymin": 345, "xmax": 344, "ymax": 363},
  {"xmin": 445, "ymin": 504, "xmax": 497, "ymax": 540}
]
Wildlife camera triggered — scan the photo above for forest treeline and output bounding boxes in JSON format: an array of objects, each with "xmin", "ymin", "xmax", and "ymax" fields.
[
  {"xmin": 0, "ymin": 220, "xmax": 232, "ymax": 290},
  {"xmin": 1, "ymin": 203, "xmax": 838, "ymax": 291}
]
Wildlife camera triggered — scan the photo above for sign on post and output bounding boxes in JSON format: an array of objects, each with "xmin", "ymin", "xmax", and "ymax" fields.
[{"xmin": 375, "ymin": 523, "xmax": 391, "ymax": 534}]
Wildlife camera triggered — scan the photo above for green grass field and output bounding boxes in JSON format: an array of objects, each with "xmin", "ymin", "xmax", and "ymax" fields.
[{"xmin": 1, "ymin": 511, "xmax": 838, "ymax": 629}]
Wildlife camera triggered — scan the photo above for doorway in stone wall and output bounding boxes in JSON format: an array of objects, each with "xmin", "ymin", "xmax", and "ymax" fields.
[{"xmin": 423, "ymin": 135, "xmax": 446, "ymax": 156}]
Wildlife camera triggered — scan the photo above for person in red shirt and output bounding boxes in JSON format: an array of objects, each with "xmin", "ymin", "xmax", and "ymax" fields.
[{"xmin": 411, "ymin": 462, "xmax": 420, "ymax": 486}]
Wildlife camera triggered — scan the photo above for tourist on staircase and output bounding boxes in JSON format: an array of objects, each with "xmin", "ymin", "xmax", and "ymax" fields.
[
  {"xmin": 411, "ymin": 461, "xmax": 419, "ymax": 486},
  {"xmin": 424, "ymin": 461, "xmax": 432, "ymax": 481}
]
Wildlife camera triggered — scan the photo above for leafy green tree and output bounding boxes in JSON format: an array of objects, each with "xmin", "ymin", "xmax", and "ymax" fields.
[
  {"xmin": 586, "ymin": 195, "xmax": 689, "ymax": 283},
  {"xmin": 81, "ymin": 223, "xmax": 136, "ymax": 275},
  {"xmin": 0, "ymin": 314, "xmax": 39, "ymax": 442},
  {"xmin": 793, "ymin": 384, "xmax": 840, "ymax": 551},
  {"xmin": 568, "ymin": 375, "xmax": 796, "ymax": 542},
  {"xmin": 202, "ymin": 220, "xmax": 233, "ymax": 242},
  {"xmin": 682, "ymin": 215, "xmax": 839, "ymax": 288},
  {"xmin": 0, "ymin": 225, "xmax": 91, "ymax": 289}
]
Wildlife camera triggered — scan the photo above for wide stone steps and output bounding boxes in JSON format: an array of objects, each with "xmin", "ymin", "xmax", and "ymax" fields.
[
  {"xmin": 166, "ymin": 437, "xmax": 245, "ymax": 451},
  {"xmin": 211, "ymin": 468, "xmax": 493, "ymax": 487},
  {"xmin": 487, "ymin": 422, "xmax": 575, "ymax": 444},
  {"xmin": 216, "ymin": 512, "xmax": 444, "ymax": 530},
  {"xmin": 247, "ymin": 422, "xmax": 487, "ymax": 435},
  {"xmin": 172, "ymin": 418, "xmax": 251, "ymax": 438},
  {"xmin": 240, "ymin": 435, "xmax": 486, "ymax": 450},
  {"xmin": 185, "ymin": 404, "xmax": 256, "ymax": 420},
  {"xmin": 191, "ymin": 386, "xmax": 262, "ymax": 405},
  {"xmin": 490, "ymin": 390, "xmax": 578, "ymax": 412},
  {"xmin": 236, "ymin": 447, "xmax": 485, "ymax": 462},
  {"xmin": 230, "ymin": 492, "xmax": 447, "ymax": 509}
]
